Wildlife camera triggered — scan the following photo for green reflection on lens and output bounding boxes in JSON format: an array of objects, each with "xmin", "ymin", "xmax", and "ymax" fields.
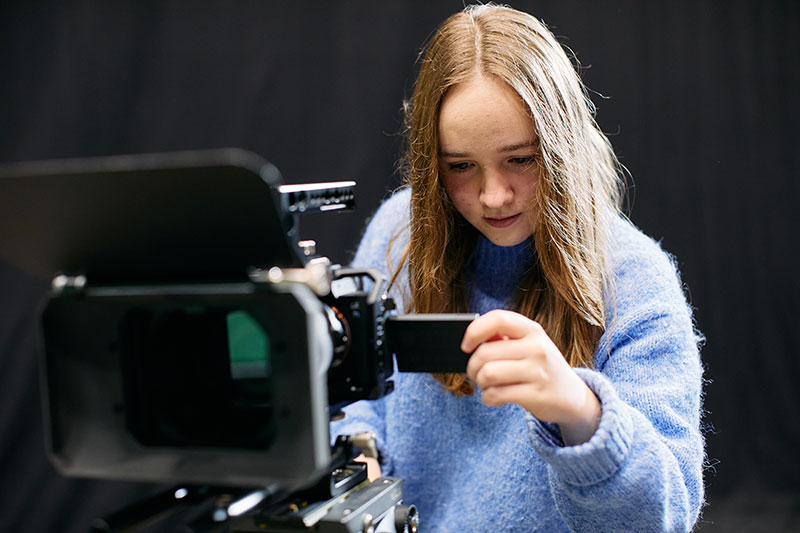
[{"xmin": 226, "ymin": 311, "xmax": 270, "ymax": 379}]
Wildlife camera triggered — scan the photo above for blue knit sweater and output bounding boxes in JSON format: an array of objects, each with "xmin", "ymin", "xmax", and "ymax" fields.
[{"xmin": 331, "ymin": 188, "xmax": 705, "ymax": 532}]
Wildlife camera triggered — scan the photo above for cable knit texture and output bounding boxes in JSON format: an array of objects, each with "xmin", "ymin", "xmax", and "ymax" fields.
[{"xmin": 331, "ymin": 188, "xmax": 704, "ymax": 532}]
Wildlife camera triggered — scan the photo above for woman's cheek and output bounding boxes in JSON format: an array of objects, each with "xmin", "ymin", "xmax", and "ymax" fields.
[{"xmin": 442, "ymin": 179, "xmax": 475, "ymax": 213}]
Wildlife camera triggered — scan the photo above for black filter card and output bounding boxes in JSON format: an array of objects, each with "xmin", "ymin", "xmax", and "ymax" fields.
[{"xmin": 386, "ymin": 314, "xmax": 478, "ymax": 373}]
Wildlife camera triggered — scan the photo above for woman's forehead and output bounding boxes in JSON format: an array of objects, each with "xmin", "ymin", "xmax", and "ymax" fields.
[{"xmin": 438, "ymin": 76, "xmax": 536, "ymax": 154}]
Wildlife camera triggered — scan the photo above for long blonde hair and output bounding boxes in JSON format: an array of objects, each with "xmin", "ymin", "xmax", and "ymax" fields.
[{"xmin": 394, "ymin": 4, "xmax": 624, "ymax": 395}]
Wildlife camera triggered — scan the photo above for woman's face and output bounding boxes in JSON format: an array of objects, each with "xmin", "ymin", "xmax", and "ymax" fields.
[{"xmin": 438, "ymin": 75, "xmax": 540, "ymax": 247}]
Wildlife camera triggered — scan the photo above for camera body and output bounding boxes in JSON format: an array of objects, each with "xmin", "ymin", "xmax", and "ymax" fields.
[{"xmin": 0, "ymin": 149, "xmax": 398, "ymax": 491}]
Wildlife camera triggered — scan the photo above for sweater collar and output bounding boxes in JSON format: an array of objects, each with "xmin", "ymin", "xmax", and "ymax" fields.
[{"xmin": 468, "ymin": 235, "xmax": 536, "ymax": 297}]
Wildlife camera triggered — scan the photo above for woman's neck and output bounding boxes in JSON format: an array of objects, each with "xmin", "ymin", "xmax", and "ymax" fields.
[{"xmin": 468, "ymin": 236, "xmax": 535, "ymax": 312}]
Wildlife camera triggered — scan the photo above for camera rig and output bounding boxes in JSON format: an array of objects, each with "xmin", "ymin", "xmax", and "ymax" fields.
[{"xmin": 0, "ymin": 149, "xmax": 433, "ymax": 532}]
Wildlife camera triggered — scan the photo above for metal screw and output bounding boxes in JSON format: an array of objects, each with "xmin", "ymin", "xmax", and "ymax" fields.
[
  {"xmin": 268, "ymin": 267, "xmax": 283, "ymax": 282},
  {"xmin": 298, "ymin": 240, "xmax": 316, "ymax": 256},
  {"xmin": 362, "ymin": 513, "xmax": 374, "ymax": 533}
]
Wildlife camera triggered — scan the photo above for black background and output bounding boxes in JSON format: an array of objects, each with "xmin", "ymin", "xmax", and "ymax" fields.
[{"xmin": 1, "ymin": 1, "xmax": 798, "ymax": 531}]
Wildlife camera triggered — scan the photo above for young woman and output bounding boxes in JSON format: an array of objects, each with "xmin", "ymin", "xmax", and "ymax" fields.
[{"xmin": 332, "ymin": 5, "xmax": 704, "ymax": 531}]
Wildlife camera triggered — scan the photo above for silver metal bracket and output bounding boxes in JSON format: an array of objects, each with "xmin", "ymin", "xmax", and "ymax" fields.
[
  {"xmin": 351, "ymin": 432, "xmax": 379, "ymax": 460},
  {"xmin": 249, "ymin": 256, "xmax": 333, "ymax": 296}
]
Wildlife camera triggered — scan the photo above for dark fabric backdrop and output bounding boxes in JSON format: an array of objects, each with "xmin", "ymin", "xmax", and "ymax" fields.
[{"xmin": 1, "ymin": 1, "xmax": 798, "ymax": 531}]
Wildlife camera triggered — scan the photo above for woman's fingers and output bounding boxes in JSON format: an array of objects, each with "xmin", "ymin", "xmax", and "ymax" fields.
[
  {"xmin": 480, "ymin": 382, "xmax": 537, "ymax": 407},
  {"xmin": 471, "ymin": 358, "xmax": 544, "ymax": 390},
  {"xmin": 465, "ymin": 338, "xmax": 545, "ymax": 380},
  {"xmin": 461, "ymin": 309, "xmax": 543, "ymax": 353}
]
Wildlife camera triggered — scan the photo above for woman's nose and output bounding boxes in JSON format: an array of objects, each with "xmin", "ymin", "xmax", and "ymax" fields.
[{"xmin": 479, "ymin": 171, "xmax": 514, "ymax": 208}]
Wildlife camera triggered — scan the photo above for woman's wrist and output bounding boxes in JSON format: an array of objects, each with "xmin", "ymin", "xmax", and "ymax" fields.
[{"xmin": 557, "ymin": 383, "xmax": 602, "ymax": 446}]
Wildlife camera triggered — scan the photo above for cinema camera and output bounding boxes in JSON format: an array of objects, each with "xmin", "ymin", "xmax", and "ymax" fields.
[{"xmin": 0, "ymin": 149, "xmax": 438, "ymax": 532}]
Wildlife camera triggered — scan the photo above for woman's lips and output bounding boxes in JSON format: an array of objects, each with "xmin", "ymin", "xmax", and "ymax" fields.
[{"xmin": 484, "ymin": 214, "xmax": 520, "ymax": 228}]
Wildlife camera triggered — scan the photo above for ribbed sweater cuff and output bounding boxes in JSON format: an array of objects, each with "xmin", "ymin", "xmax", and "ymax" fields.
[{"xmin": 527, "ymin": 368, "xmax": 634, "ymax": 486}]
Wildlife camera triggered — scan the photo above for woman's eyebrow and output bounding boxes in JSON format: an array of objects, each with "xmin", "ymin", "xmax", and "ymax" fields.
[
  {"xmin": 439, "ymin": 139, "xmax": 539, "ymax": 158},
  {"xmin": 499, "ymin": 139, "xmax": 539, "ymax": 152},
  {"xmin": 439, "ymin": 150, "xmax": 469, "ymax": 158}
]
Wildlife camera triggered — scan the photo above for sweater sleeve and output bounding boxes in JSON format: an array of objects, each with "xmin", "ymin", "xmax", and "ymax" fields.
[
  {"xmin": 527, "ymin": 220, "xmax": 705, "ymax": 532},
  {"xmin": 328, "ymin": 188, "xmax": 411, "ymax": 475}
]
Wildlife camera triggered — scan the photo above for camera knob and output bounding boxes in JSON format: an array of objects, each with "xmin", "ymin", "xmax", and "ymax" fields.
[{"xmin": 395, "ymin": 504, "xmax": 419, "ymax": 533}]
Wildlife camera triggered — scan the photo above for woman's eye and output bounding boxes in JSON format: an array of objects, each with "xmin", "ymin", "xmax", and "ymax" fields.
[
  {"xmin": 510, "ymin": 156, "xmax": 534, "ymax": 165},
  {"xmin": 448, "ymin": 162, "xmax": 471, "ymax": 172}
]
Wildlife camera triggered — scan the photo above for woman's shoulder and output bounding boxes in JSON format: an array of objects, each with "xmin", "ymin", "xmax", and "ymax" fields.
[
  {"xmin": 604, "ymin": 216, "xmax": 693, "ymax": 328},
  {"xmin": 351, "ymin": 187, "xmax": 411, "ymax": 271},
  {"xmin": 368, "ymin": 187, "xmax": 412, "ymax": 230},
  {"xmin": 607, "ymin": 215, "xmax": 679, "ymax": 285}
]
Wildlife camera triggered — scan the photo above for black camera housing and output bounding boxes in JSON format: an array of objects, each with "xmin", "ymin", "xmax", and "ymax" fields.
[{"xmin": 0, "ymin": 149, "xmax": 395, "ymax": 491}]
